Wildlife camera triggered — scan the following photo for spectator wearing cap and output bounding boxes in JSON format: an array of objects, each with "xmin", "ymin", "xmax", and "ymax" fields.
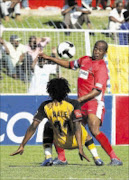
[
  {"xmin": 0, "ymin": 36, "xmax": 17, "ymax": 79},
  {"xmin": 119, "ymin": 10, "xmax": 129, "ymax": 45},
  {"xmin": 108, "ymin": 1, "xmax": 126, "ymax": 30},
  {"xmin": 61, "ymin": 0, "xmax": 92, "ymax": 31},
  {"xmin": 0, "ymin": 0, "xmax": 21, "ymax": 21},
  {"xmin": 0, "ymin": 35, "xmax": 31, "ymax": 81}
]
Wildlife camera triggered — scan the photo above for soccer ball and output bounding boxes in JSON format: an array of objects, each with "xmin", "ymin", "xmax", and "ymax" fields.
[{"xmin": 57, "ymin": 41, "xmax": 76, "ymax": 59}]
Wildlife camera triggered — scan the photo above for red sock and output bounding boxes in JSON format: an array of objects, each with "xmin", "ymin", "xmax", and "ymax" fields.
[
  {"xmin": 54, "ymin": 145, "xmax": 66, "ymax": 161},
  {"xmin": 95, "ymin": 132, "xmax": 119, "ymax": 160}
]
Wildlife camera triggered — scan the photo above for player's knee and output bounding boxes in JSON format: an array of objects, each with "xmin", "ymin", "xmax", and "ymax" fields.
[{"xmin": 89, "ymin": 125, "xmax": 99, "ymax": 137}]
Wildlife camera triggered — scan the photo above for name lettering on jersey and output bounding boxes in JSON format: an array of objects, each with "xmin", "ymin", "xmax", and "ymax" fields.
[
  {"xmin": 79, "ymin": 69, "xmax": 89, "ymax": 80},
  {"xmin": 53, "ymin": 111, "xmax": 68, "ymax": 118}
]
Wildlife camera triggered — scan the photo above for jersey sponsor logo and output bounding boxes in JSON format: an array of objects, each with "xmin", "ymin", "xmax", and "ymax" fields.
[
  {"xmin": 96, "ymin": 83, "xmax": 103, "ymax": 88},
  {"xmin": 0, "ymin": 112, "xmax": 46, "ymax": 144},
  {"xmin": 74, "ymin": 110, "xmax": 82, "ymax": 118},
  {"xmin": 79, "ymin": 69, "xmax": 89, "ymax": 79}
]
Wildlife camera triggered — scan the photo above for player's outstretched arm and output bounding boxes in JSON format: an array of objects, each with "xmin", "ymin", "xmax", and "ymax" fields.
[
  {"xmin": 39, "ymin": 53, "xmax": 70, "ymax": 68},
  {"xmin": 74, "ymin": 121, "xmax": 90, "ymax": 162},
  {"xmin": 10, "ymin": 120, "xmax": 40, "ymax": 156}
]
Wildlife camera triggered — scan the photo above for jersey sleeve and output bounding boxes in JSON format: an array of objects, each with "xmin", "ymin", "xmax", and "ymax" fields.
[
  {"xmin": 33, "ymin": 101, "xmax": 48, "ymax": 122},
  {"xmin": 69, "ymin": 56, "xmax": 84, "ymax": 70},
  {"xmin": 70, "ymin": 100, "xmax": 82, "ymax": 122},
  {"xmin": 94, "ymin": 63, "xmax": 108, "ymax": 91}
]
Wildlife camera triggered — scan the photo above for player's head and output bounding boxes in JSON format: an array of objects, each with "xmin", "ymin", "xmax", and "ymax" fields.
[
  {"xmin": 47, "ymin": 78, "xmax": 71, "ymax": 102},
  {"xmin": 92, "ymin": 40, "xmax": 108, "ymax": 60}
]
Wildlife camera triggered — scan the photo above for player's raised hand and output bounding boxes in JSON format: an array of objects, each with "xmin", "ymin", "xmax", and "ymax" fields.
[
  {"xmin": 79, "ymin": 149, "xmax": 90, "ymax": 162},
  {"xmin": 10, "ymin": 145, "xmax": 24, "ymax": 156}
]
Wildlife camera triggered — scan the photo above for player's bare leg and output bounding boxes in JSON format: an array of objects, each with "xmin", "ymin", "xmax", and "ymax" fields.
[
  {"xmin": 82, "ymin": 115, "xmax": 104, "ymax": 166},
  {"xmin": 87, "ymin": 113, "xmax": 123, "ymax": 166}
]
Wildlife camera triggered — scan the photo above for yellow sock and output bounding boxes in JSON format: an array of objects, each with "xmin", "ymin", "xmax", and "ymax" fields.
[{"xmin": 85, "ymin": 138, "xmax": 100, "ymax": 160}]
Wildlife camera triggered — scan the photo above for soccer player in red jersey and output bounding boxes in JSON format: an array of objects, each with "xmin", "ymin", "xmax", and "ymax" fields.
[{"xmin": 39, "ymin": 40, "xmax": 123, "ymax": 166}]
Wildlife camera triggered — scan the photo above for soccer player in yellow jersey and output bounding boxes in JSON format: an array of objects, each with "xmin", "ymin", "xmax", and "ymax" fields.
[{"xmin": 10, "ymin": 78, "xmax": 103, "ymax": 166}]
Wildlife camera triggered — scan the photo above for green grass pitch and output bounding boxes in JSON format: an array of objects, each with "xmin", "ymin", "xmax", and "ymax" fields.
[{"xmin": 0, "ymin": 145, "xmax": 128, "ymax": 179}]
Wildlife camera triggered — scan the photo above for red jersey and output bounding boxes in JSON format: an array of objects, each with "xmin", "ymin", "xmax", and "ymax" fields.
[{"xmin": 69, "ymin": 56, "xmax": 108, "ymax": 102}]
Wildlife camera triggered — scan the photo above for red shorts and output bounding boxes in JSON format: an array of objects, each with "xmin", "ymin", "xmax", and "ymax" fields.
[{"xmin": 81, "ymin": 99, "xmax": 105, "ymax": 124}]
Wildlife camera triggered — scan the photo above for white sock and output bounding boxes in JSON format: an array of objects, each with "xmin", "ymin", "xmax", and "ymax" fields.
[{"xmin": 44, "ymin": 146, "xmax": 52, "ymax": 159}]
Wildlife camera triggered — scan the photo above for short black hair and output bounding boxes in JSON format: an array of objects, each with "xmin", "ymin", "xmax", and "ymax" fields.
[
  {"xmin": 95, "ymin": 40, "xmax": 108, "ymax": 51},
  {"xmin": 29, "ymin": 36, "xmax": 36, "ymax": 43},
  {"xmin": 68, "ymin": 0, "xmax": 77, "ymax": 6},
  {"xmin": 47, "ymin": 78, "xmax": 71, "ymax": 102},
  {"xmin": 116, "ymin": 1, "xmax": 123, "ymax": 7}
]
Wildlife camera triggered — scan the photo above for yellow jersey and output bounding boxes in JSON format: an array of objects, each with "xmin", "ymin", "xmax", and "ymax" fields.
[{"xmin": 34, "ymin": 98, "xmax": 88, "ymax": 149}]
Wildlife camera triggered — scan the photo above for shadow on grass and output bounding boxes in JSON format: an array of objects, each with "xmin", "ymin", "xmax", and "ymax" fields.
[{"xmin": 43, "ymin": 20, "xmax": 66, "ymax": 29}]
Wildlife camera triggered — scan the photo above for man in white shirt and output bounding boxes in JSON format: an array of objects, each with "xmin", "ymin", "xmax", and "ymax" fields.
[
  {"xmin": 108, "ymin": 1, "xmax": 126, "ymax": 30},
  {"xmin": 0, "ymin": 35, "xmax": 29, "ymax": 80},
  {"xmin": 61, "ymin": 0, "xmax": 92, "ymax": 31},
  {"xmin": 28, "ymin": 54, "xmax": 57, "ymax": 95}
]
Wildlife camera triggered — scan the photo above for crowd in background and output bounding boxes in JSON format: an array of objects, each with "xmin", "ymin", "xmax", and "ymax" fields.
[
  {"xmin": 0, "ymin": 34, "xmax": 58, "ymax": 94},
  {"xmin": 0, "ymin": 0, "xmax": 129, "ymax": 94},
  {"xmin": 0, "ymin": 0, "xmax": 128, "ymax": 21},
  {"xmin": 0, "ymin": 0, "xmax": 128, "ymax": 32}
]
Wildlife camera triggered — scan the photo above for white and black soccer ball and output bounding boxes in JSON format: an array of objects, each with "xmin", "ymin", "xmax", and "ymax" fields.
[{"xmin": 57, "ymin": 41, "xmax": 76, "ymax": 59}]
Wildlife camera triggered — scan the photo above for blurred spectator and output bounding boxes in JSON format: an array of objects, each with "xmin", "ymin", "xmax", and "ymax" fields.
[
  {"xmin": 112, "ymin": 0, "xmax": 126, "ymax": 8},
  {"xmin": 0, "ymin": 2, "xmax": 2, "ymax": 18},
  {"xmin": 0, "ymin": 0, "xmax": 21, "ymax": 21},
  {"xmin": 125, "ymin": 1, "xmax": 129, "ymax": 10},
  {"xmin": 0, "ymin": 36, "xmax": 17, "ymax": 79},
  {"xmin": 108, "ymin": 1, "xmax": 126, "ymax": 30},
  {"xmin": 61, "ymin": 0, "xmax": 92, "ymax": 30},
  {"xmin": 26, "ymin": 36, "xmax": 51, "ymax": 62},
  {"xmin": 0, "ymin": 35, "xmax": 32, "ymax": 81},
  {"xmin": 81, "ymin": 0, "xmax": 92, "ymax": 10},
  {"xmin": 119, "ymin": 10, "xmax": 129, "ymax": 45},
  {"xmin": 21, "ymin": 0, "xmax": 30, "ymax": 10},
  {"xmin": 106, "ymin": 0, "xmax": 111, "ymax": 10},
  {"xmin": 92, "ymin": 0, "xmax": 111, "ymax": 10},
  {"xmin": 0, "ymin": 21, "xmax": 4, "ymax": 37},
  {"xmin": 28, "ymin": 48, "xmax": 57, "ymax": 95}
]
